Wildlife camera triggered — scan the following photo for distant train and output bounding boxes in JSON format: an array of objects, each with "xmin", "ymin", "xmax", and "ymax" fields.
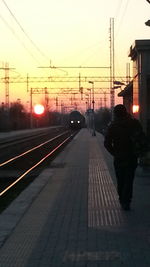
[{"xmin": 68, "ymin": 110, "xmax": 85, "ymax": 129}]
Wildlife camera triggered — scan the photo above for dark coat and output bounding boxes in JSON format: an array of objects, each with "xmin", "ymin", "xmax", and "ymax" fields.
[{"xmin": 104, "ymin": 114, "xmax": 143, "ymax": 161}]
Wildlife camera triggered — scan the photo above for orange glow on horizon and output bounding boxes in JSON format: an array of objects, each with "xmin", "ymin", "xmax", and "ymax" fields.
[{"xmin": 0, "ymin": 1, "xmax": 150, "ymax": 110}]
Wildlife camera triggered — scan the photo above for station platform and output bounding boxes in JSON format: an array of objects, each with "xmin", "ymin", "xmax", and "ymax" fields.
[{"xmin": 0, "ymin": 128, "xmax": 150, "ymax": 266}]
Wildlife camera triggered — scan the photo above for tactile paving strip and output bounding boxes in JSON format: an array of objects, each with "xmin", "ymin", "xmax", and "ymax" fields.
[{"xmin": 88, "ymin": 141, "xmax": 126, "ymax": 227}]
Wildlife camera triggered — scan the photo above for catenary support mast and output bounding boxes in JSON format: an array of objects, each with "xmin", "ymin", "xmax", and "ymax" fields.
[{"xmin": 109, "ymin": 18, "xmax": 115, "ymax": 108}]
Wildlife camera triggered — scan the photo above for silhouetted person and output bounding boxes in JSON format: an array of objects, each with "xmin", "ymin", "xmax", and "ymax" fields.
[{"xmin": 104, "ymin": 104, "xmax": 146, "ymax": 210}]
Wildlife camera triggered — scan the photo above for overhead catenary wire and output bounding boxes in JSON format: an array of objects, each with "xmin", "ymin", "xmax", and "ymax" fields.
[
  {"xmin": 113, "ymin": 0, "xmax": 131, "ymax": 81},
  {"xmin": 0, "ymin": 13, "xmax": 42, "ymax": 65},
  {"xmin": 114, "ymin": 0, "xmax": 124, "ymax": 22},
  {"xmin": 1, "ymin": 0, "xmax": 50, "ymax": 62},
  {"xmin": 115, "ymin": 0, "xmax": 131, "ymax": 38}
]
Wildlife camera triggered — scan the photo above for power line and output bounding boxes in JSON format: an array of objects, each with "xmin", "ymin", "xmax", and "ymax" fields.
[
  {"xmin": 0, "ymin": 75, "xmax": 129, "ymax": 83},
  {"xmin": 115, "ymin": 0, "xmax": 131, "ymax": 37},
  {"xmin": 38, "ymin": 66, "xmax": 110, "ymax": 69},
  {"xmin": 114, "ymin": 0, "xmax": 124, "ymax": 19},
  {"xmin": 1, "ymin": 0, "xmax": 50, "ymax": 61},
  {"xmin": 0, "ymin": 13, "xmax": 42, "ymax": 64}
]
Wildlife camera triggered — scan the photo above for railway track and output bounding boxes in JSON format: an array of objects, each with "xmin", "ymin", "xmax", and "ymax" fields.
[
  {"xmin": 0, "ymin": 129, "xmax": 76, "ymax": 212},
  {"xmin": 0, "ymin": 126, "xmax": 66, "ymax": 161}
]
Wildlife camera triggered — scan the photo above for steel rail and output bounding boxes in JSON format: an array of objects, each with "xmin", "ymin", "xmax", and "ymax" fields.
[
  {"xmin": 0, "ymin": 127, "xmax": 63, "ymax": 146},
  {"xmin": 0, "ymin": 135, "xmax": 71, "ymax": 196},
  {"xmin": 0, "ymin": 131, "xmax": 69, "ymax": 167}
]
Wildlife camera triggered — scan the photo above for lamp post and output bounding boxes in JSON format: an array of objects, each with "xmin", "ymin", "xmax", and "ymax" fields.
[
  {"xmin": 87, "ymin": 88, "xmax": 91, "ymax": 109},
  {"xmin": 89, "ymin": 81, "xmax": 95, "ymax": 110},
  {"xmin": 88, "ymin": 81, "xmax": 96, "ymax": 136}
]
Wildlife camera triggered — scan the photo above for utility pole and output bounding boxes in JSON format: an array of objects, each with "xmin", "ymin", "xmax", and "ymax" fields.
[
  {"xmin": 99, "ymin": 97, "xmax": 102, "ymax": 108},
  {"xmin": 0, "ymin": 62, "xmax": 15, "ymax": 108},
  {"xmin": 30, "ymin": 88, "xmax": 33, "ymax": 128},
  {"xmin": 5, "ymin": 62, "xmax": 9, "ymax": 109},
  {"xmin": 88, "ymin": 81, "xmax": 96, "ymax": 136},
  {"xmin": 79, "ymin": 73, "xmax": 84, "ymax": 100},
  {"xmin": 44, "ymin": 87, "xmax": 49, "ymax": 109},
  {"xmin": 126, "ymin": 63, "xmax": 131, "ymax": 84},
  {"xmin": 103, "ymin": 91, "xmax": 107, "ymax": 107},
  {"xmin": 109, "ymin": 18, "xmax": 115, "ymax": 109},
  {"xmin": 27, "ymin": 73, "xmax": 29, "ymax": 92},
  {"xmin": 56, "ymin": 97, "xmax": 58, "ymax": 112}
]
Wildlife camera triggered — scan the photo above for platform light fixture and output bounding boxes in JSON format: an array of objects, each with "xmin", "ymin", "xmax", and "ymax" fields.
[
  {"xmin": 145, "ymin": 20, "xmax": 150, "ymax": 26},
  {"xmin": 132, "ymin": 105, "xmax": 139, "ymax": 113},
  {"xmin": 113, "ymin": 81, "xmax": 126, "ymax": 86}
]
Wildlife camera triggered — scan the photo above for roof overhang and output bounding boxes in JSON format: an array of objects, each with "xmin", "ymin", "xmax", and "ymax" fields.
[{"xmin": 118, "ymin": 81, "xmax": 133, "ymax": 97}]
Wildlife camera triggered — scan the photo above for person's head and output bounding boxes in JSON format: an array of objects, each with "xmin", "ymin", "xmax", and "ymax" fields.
[{"xmin": 113, "ymin": 104, "xmax": 127, "ymax": 118}]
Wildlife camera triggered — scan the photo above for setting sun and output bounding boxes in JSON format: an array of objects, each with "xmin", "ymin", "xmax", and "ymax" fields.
[{"xmin": 33, "ymin": 104, "xmax": 45, "ymax": 115}]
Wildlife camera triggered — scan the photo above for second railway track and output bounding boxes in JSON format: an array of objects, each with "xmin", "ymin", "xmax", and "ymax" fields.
[{"xmin": 0, "ymin": 128, "xmax": 77, "ymax": 212}]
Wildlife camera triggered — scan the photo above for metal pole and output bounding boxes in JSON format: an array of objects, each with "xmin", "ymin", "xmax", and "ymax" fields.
[
  {"xmin": 30, "ymin": 88, "xmax": 33, "ymax": 128},
  {"xmin": 89, "ymin": 81, "xmax": 96, "ymax": 136},
  {"xmin": 89, "ymin": 89, "xmax": 91, "ymax": 109},
  {"xmin": 92, "ymin": 82, "xmax": 96, "ymax": 136},
  {"xmin": 27, "ymin": 73, "xmax": 29, "ymax": 92},
  {"xmin": 109, "ymin": 18, "xmax": 115, "ymax": 109}
]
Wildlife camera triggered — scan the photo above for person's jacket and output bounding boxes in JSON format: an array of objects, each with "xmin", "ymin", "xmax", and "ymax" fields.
[{"xmin": 104, "ymin": 114, "xmax": 143, "ymax": 160}]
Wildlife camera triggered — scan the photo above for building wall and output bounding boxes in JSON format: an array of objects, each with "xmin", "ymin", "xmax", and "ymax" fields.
[{"xmin": 129, "ymin": 40, "xmax": 150, "ymax": 136}]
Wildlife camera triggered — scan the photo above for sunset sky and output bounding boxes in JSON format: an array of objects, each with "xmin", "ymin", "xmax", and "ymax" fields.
[{"xmin": 0, "ymin": 0, "xmax": 150, "ymax": 111}]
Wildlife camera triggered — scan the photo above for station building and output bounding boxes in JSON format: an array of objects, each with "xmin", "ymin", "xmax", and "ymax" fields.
[{"xmin": 118, "ymin": 39, "xmax": 150, "ymax": 142}]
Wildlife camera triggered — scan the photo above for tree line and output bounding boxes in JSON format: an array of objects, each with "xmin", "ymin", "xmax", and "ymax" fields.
[
  {"xmin": 0, "ymin": 102, "xmax": 111, "ymax": 133},
  {"xmin": 0, "ymin": 102, "xmax": 69, "ymax": 131}
]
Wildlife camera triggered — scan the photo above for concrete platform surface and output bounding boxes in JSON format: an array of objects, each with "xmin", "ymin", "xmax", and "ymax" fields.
[{"xmin": 0, "ymin": 129, "xmax": 150, "ymax": 267}]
